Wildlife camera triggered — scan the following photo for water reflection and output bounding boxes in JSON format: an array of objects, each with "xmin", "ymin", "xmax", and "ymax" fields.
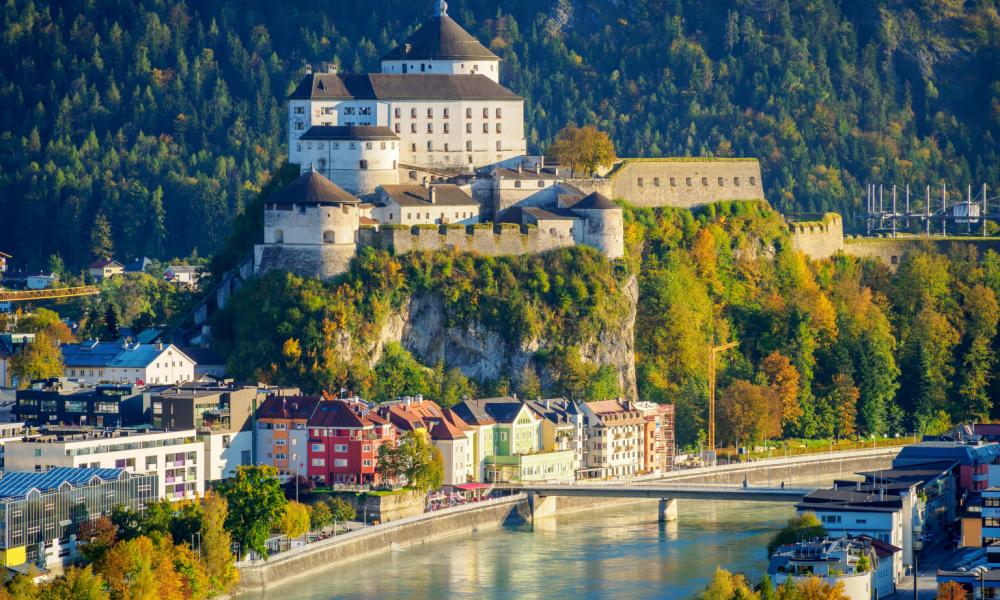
[{"xmin": 244, "ymin": 499, "xmax": 794, "ymax": 600}]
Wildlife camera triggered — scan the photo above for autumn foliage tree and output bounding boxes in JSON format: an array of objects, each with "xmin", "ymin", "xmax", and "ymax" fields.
[
  {"xmin": 938, "ymin": 581, "xmax": 969, "ymax": 600},
  {"xmin": 10, "ymin": 331, "xmax": 64, "ymax": 388},
  {"xmin": 549, "ymin": 124, "xmax": 617, "ymax": 177},
  {"xmin": 717, "ymin": 379, "xmax": 782, "ymax": 447}
]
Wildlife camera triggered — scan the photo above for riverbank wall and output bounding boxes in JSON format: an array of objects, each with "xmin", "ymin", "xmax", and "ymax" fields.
[{"xmin": 236, "ymin": 494, "xmax": 531, "ymax": 593}]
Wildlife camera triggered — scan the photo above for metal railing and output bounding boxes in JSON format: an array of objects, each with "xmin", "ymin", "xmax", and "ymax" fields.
[{"xmin": 0, "ymin": 286, "xmax": 100, "ymax": 302}]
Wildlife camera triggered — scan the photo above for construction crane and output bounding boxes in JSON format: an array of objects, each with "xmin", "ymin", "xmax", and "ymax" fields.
[
  {"xmin": 707, "ymin": 340, "xmax": 739, "ymax": 452},
  {"xmin": 0, "ymin": 286, "xmax": 100, "ymax": 303}
]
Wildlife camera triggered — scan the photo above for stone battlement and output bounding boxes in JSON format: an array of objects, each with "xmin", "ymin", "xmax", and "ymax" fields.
[
  {"xmin": 604, "ymin": 158, "xmax": 765, "ymax": 208},
  {"xmin": 788, "ymin": 213, "xmax": 844, "ymax": 260},
  {"xmin": 359, "ymin": 223, "xmax": 577, "ymax": 257}
]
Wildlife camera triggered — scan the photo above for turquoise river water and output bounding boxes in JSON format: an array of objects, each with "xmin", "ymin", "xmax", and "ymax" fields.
[{"xmin": 242, "ymin": 498, "xmax": 796, "ymax": 600}]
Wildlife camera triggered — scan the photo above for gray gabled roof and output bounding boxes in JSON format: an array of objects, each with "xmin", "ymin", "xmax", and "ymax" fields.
[
  {"xmin": 382, "ymin": 13, "xmax": 499, "ymax": 62},
  {"xmin": 271, "ymin": 170, "xmax": 358, "ymax": 205},
  {"xmin": 288, "ymin": 73, "xmax": 519, "ymax": 102},
  {"xmin": 379, "ymin": 184, "xmax": 476, "ymax": 208},
  {"xmin": 568, "ymin": 192, "xmax": 618, "ymax": 210},
  {"xmin": 300, "ymin": 125, "xmax": 399, "ymax": 142}
]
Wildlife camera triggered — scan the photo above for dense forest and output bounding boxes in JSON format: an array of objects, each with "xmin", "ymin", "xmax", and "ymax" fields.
[
  {"xmin": 210, "ymin": 201, "xmax": 1000, "ymax": 448},
  {"xmin": 1, "ymin": 0, "xmax": 997, "ymax": 270}
]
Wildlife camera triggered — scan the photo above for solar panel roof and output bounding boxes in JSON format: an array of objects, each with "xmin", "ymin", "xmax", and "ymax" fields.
[{"xmin": 0, "ymin": 467, "xmax": 125, "ymax": 500}]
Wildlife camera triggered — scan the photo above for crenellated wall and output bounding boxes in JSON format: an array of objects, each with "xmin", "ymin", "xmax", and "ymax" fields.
[
  {"xmin": 359, "ymin": 223, "xmax": 577, "ymax": 256},
  {"xmin": 788, "ymin": 213, "xmax": 844, "ymax": 260}
]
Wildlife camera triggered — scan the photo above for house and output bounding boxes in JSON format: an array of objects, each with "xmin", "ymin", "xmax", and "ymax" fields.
[
  {"xmin": 62, "ymin": 341, "xmax": 195, "ymax": 386},
  {"xmin": 433, "ymin": 397, "xmax": 495, "ymax": 481},
  {"xmin": 893, "ymin": 440, "xmax": 1000, "ymax": 493},
  {"xmin": 0, "ymin": 333, "xmax": 34, "ymax": 388},
  {"xmin": 524, "ymin": 398, "xmax": 585, "ymax": 473},
  {"xmin": 25, "ymin": 273, "xmax": 57, "ymax": 290},
  {"xmin": 306, "ymin": 399, "xmax": 395, "ymax": 485},
  {"xmin": 15, "ymin": 379, "xmax": 150, "ymax": 427},
  {"xmin": 152, "ymin": 382, "xmax": 259, "ymax": 480},
  {"xmin": 123, "ymin": 256, "xmax": 152, "ymax": 274},
  {"xmin": 3, "ymin": 428, "xmax": 205, "ymax": 501},
  {"xmin": 580, "ymin": 399, "xmax": 646, "ymax": 478},
  {"xmin": 0, "ymin": 467, "xmax": 157, "ymax": 570},
  {"xmin": 379, "ymin": 396, "xmax": 475, "ymax": 486},
  {"xmin": 164, "ymin": 265, "xmax": 203, "ymax": 286},
  {"xmin": 452, "ymin": 397, "xmax": 574, "ymax": 484},
  {"xmin": 768, "ymin": 537, "xmax": 881, "ymax": 600},
  {"xmin": 255, "ymin": 394, "xmax": 320, "ymax": 480},
  {"xmin": 374, "ymin": 183, "xmax": 480, "ymax": 226},
  {"xmin": 635, "ymin": 401, "xmax": 675, "ymax": 474},
  {"xmin": 87, "ymin": 259, "xmax": 124, "ymax": 281}
]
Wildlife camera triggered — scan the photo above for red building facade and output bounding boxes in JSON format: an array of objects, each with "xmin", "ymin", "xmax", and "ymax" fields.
[{"xmin": 306, "ymin": 400, "xmax": 395, "ymax": 485}]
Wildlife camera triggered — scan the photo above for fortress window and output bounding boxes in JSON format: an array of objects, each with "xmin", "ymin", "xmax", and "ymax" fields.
[
  {"xmin": 483, "ymin": 108, "xmax": 489, "ymax": 118},
  {"xmin": 274, "ymin": 230, "xmax": 284, "ymax": 244},
  {"xmin": 359, "ymin": 160, "xmax": 369, "ymax": 170},
  {"xmin": 427, "ymin": 141, "xmax": 433, "ymax": 151},
  {"xmin": 409, "ymin": 171, "xmax": 417, "ymax": 180},
  {"xmin": 444, "ymin": 123, "xmax": 450, "ymax": 133},
  {"xmin": 701, "ymin": 177, "xmax": 708, "ymax": 186},
  {"xmin": 323, "ymin": 230, "xmax": 336, "ymax": 244},
  {"xmin": 468, "ymin": 155, "xmax": 473, "ymax": 163},
  {"xmin": 411, "ymin": 123, "xmax": 417, "ymax": 133},
  {"xmin": 411, "ymin": 143, "xmax": 417, "ymax": 152},
  {"xmin": 349, "ymin": 142, "xmax": 356, "ymax": 149},
  {"xmin": 365, "ymin": 142, "xmax": 372, "ymax": 150},
  {"xmin": 411, "ymin": 108, "xmax": 417, "ymax": 118},
  {"xmin": 427, "ymin": 108, "xmax": 433, "ymax": 118},
  {"xmin": 466, "ymin": 123, "xmax": 472, "ymax": 133},
  {"xmin": 381, "ymin": 142, "xmax": 387, "ymax": 150},
  {"xmin": 514, "ymin": 181, "xmax": 522, "ymax": 189},
  {"xmin": 444, "ymin": 143, "xmax": 449, "ymax": 152},
  {"xmin": 333, "ymin": 143, "xmax": 340, "ymax": 149},
  {"xmin": 407, "ymin": 213, "xmax": 412, "ymax": 220},
  {"xmin": 653, "ymin": 177, "xmax": 660, "ymax": 187},
  {"xmin": 443, "ymin": 108, "xmax": 450, "ymax": 118},
  {"xmin": 394, "ymin": 108, "xmax": 401, "ymax": 119},
  {"xmin": 496, "ymin": 141, "xmax": 502, "ymax": 151},
  {"xmin": 298, "ymin": 205, "xmax": 307, "ymax": 214},
  {"xmin": 296, "ymin": 143, "xmax": 301, "ymax": 152},
  {"xmin": 420, "ymin": 64, "xmax": 426, "ymax": 72},
  {"xmin": 538, "ymin": 181, "xmax": 545, "ymax": 188},
  {"xmin": 670, "ymin": 177, "xmax": 676, "ymax": 186},
  {"xmin": 466, "ymin": 141, "xmax": 472, "ymax": 151},
  {"xmin": 734, "ymin": 177, "xmax": 740, "ymax": 186},
  {"xmin": 466, "ymin": 108, "xmax": 472, "ymax": 118},
  {"xmin": 395, "ymin": 123, "xmax": 401, "ymax": 133},
  {"xmin": 686, "ymin": 177, "xmax": 692, "ymax": 186},
  {"xmin": 483, "ymin": 123, "xmax": 489, "ymax": 133},
  {"xmin": 427, "ymin": 124, "xmax": 433, "ymax": 133},
  {"xmin": 637, "ymin": 178, "xmax": 644, "ymax": 187},
  {"xmin": 718, "ymin": 177, "xmax": 724, "ymax": 186},
  {"xmin": 496, "ymin": 123, "xmax": 502, "ymax": 133},
  {"xmin": 496, "ymin": 108, "xmax": 502, "ymax": 118},
  {"xmin": 750, "ymin": 176, "xmax": 757, "ymax": 186}
]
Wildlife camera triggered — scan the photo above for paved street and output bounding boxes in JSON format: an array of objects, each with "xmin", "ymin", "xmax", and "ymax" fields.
[{"xmin": 895, "ymin": 542, "xmax": 953, "ymax": 599}]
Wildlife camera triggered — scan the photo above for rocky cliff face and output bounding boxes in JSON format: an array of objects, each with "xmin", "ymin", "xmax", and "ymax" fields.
[{"xmin": 371, "ymin": 275, "xmax": 639, "ymax": 399}]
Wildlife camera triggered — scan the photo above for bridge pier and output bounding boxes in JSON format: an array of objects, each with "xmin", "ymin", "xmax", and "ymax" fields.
[
  {"xmin": 658, "ymin": 498, "xmax": 677, "ymax": 523},
  {"xmin": 528, "ymin": 492, "xmax": 557, "ymax": 522}
]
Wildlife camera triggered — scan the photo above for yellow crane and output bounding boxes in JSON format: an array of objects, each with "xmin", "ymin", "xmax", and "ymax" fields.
[
  {"xmin": 708, "ymin": 340, "xmax": 739, "ymax": 451},
  {"xmin": 0, "ymin": 286, "xmax": 100, "ymax": 303}
]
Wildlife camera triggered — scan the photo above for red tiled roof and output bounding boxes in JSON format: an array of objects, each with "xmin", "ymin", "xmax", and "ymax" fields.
[
  {"xmin": 430, "ymin": 417, "xmax": 467, "ymax": 440},
  {"xmin": 257, "ymin": 395, "xmax": 321, "ymax": 421},
  {"xmin": 442, "ymin": 408, "xmax": 473, "ymax": 431},
  {"xmin": 309, "ymin": 400, "xmax": 385, "ymax": 428}
]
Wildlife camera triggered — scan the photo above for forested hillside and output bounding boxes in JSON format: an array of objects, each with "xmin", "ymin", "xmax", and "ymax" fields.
[{"xmin": 1, "ymin": 0, "xmax": 997, "ymax": 270}]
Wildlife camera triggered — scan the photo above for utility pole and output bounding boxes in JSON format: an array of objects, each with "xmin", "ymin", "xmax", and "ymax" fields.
[
  {"xmin": 708, "ymin": 341, "xmax": 740, "ymax": 453},
  {"xmin": 925, "ymin": 186, "xmax": 931, "ymax": 237},
  {"xmin": 984, "ymin": 183, "xmax": 989, "ymax": 238},
  {"xmin": 942, "ymin": 183, "xmax": 947, "ymax": 236},
  {"xmin": 892, "ymin": 185, "xmax": 897, "ymax": 237}
]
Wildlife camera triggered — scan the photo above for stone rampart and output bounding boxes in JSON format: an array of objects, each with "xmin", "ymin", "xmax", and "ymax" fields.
[
  {"xmin": 359, "ymin": 223, "xmax": 577, "ymax": 257},
  {"xmin": 606, "ymin": 158, "xmax": 765, "ymax": 207},
  {"xmin": 255, "ymin": 244, "xmax": 356, "ymax": 280},
  {"xmin": 564, "ymin": 178, "xmax": 613, "ymax": 198},
  {"xmin": 843, "ymin": 236, "xmax": 1000, "ymax": 271},
  {"xmin": 788, "ymin": 213, "xmax": 844, "ymax": 260}
]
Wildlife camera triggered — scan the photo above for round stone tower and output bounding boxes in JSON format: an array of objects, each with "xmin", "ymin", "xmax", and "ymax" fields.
[{"xmin": 570, "ymin": 192, "xmax": 625, "ymax": 259}]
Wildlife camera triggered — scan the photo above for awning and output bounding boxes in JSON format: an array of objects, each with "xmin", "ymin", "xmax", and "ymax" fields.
[{"xmin": 454, "ymin": 483, "xmax": 491, "ymax": 491}]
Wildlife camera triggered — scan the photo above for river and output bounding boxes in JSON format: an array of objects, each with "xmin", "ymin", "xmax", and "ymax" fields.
[{"xmin": 242, "ymin": 498, "xmax": 796, "ymax": 600}]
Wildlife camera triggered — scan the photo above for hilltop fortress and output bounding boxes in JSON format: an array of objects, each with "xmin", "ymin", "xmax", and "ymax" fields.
[{"xmin": 254, "ymin": 1, "xmax": 767, "ymax": 280}]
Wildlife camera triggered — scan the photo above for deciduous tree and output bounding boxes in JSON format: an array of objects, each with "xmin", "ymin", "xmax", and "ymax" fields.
[
  {"xmin": 219, "ymin": 465, "xmax": 287, "ymax": 559},
  {"xmin": 199, "ymin": 491, "xmax": 239, "ymax": 595}
]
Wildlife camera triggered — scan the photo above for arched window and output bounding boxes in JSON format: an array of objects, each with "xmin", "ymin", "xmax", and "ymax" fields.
[
  {"xmin": 323, "ymin": 230, "xmax": 336, "ymax": 244},
  {"xmin": 274, "ymin": 230, "xmax": 284, "ymax": 244}
]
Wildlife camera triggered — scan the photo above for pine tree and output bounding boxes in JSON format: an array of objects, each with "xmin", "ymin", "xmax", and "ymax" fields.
[
  {"xmin": 103, "ymin": 304, "xmax": 119, "ymax": 340},
  {"xmin": 89, "ymin": 213, "xmax": 114, "ymax": 261}
]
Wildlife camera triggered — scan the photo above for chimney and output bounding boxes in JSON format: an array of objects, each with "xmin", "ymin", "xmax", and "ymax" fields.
[
  {"xmin": 416, "ymin": 394, "xmax": 423, "ymax": 403},
  {"xmin": 429, "ymin": 187, "xmax": 436, "ymax": 204},
  {"xmin": 422, "ymin": 177, "xmax": 429, "ymax": 189},
  {"xmin": 539, "ymin": 156, "xmax": 545, "ymax": 168},
  {"xmin": 535, "ymin": 163, "xmax": 541, "ymax": 175},
  {"xmin": 305, "ymin": 63, "xmax": 313, "ymax": 75},
  {"xmin": 328, "ymin": 63, "xmax": 338, "ymax": 74},
  {"xmin": 517, "ymin": 163, "xmax": 523, "ymax": 174}
]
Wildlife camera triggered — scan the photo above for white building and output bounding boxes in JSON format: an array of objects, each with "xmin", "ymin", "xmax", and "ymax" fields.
[
  {"xmin": 768, "ymin": 537, "xmax": 883, "ymax": 600},
  {"xmin": 3, "ymin": 429, "xmax": 205, "ymax": 501},
  {"xmin": 375, "ymin": 183, "xmax": 480, "ymax": 225},
  {"xmin": 290, "ymin": 125, "xmax": 400, "ymax": 196},
  {"xmin": 26, "ymin": 273, "xmax": 57, "ymax": 289},
  {"xmin": 62, "ymin": 341, "xmax": 195, "ymax": 386},
  {"xmin": 164, "ymin": 265, "xmax": 203, "ymax": 286},
  {"xmin": 580, "ymin": 400, "xmax": 646, "ymax": 478},
  {"xmin": 287, "ymin": 1, "xmax": 525, "ymax": 172},
  {"xmin": 430, "ymin": 414, "xmax": 472, "ymax": 487}
]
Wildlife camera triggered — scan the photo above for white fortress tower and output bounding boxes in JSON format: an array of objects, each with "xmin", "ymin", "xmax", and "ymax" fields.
[
  {"xmin": 286, "ymin": 1, "xmax": 525, "ymax": 174},
  {"xmin": 255, "ymin": 170, "xmax": 362, "ymax": 279},
  {"xmin": 291, "ymin": 125, "xmax": 400, "ymax": 196},
  {"xmin": 380, "ymin": 1, "xmax": 502, "ymax": 83}
]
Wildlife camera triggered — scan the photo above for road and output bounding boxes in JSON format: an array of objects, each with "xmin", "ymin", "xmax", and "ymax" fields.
[{"xmin": 895, "ymin": 542, "xmax": 952, "ymax": 599}]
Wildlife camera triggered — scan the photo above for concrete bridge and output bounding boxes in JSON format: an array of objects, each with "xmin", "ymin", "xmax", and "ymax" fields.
[{"xmin": 507, "ymin": 482, "xmax": 813, "ymax": 522}]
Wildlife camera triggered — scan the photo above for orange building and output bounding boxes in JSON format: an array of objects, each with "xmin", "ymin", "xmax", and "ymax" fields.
[{"xmin": 256, "ymin": 395, "xmax": 322, "ymax": 479}]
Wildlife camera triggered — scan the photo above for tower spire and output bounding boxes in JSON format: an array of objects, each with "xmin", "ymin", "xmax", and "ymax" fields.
[{"xmin": 434, "ymin": 0, "xmax": 448, "ymax": 17}]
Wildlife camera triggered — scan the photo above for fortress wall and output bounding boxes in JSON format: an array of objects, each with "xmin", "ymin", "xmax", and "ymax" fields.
[
  {"xmin": 789, "ymin": 213, "xmax": 845, "ymax": 260},
  {"xmin": 562, "ymin": 178, "xmax": 613, "ymax": 199},
  {"xmin": 843, "ymin": 237, "xmax": 1000, "ymax": 271},
  {"xmin": 608, "ymin": 159, "xmax": 765, "ymax": 208},
  {"xmin": 361, "ymin": 224, "xmax": 576, "ymax": 257},
  {"xmin": 255, "ymin": 244, "xmax": 357, "ymax": 280}
]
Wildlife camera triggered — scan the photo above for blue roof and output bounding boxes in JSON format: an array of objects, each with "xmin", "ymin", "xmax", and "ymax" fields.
[
  {"xmin": 894, "ymin": 442, "xmax": 1000, "ymax": 467},
  {"xmin": 0, "ymin": 467, "xmax": 125, "ymax": 500},
  {"xmin": 61, "ymin": 341, "xmax": 125, "ymax": 367}
]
